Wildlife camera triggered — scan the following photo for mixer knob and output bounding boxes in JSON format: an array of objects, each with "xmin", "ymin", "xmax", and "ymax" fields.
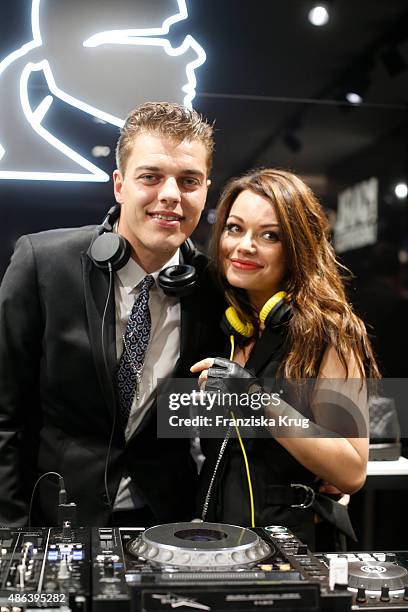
[
  {"xmin": 296, "ymin": 544, "xmax": 308, "ymax": 556},
  {"xmin": 356, "ymin": 586, "xmax": 366, "ymax": 603},
  {"xmin": 380, "ymin": 585, "xmax": 390, "ymax": 602},
  {"xmin": 385, "ymin": 552, "xmax": 396, "ymax": 563}
]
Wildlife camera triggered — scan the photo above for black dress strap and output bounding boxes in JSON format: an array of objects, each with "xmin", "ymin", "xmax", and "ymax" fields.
[{"xmin": 245, "ymin": 324, "xmax": 288, "ymax": 376}]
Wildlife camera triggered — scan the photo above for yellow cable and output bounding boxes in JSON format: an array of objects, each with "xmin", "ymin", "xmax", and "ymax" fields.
[
  {"xmin": 230, "ymin": 410, "xmax": 255, "ymax": 528},
  {"xmin": 229, "ymin": 334, "xmax": 235, "ymax": 361}
]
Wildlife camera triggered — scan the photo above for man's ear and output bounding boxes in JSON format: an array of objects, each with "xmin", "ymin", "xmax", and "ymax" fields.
[{"xmin": 113, "ymin": 169, "xmax": 124, "ymax": 203}]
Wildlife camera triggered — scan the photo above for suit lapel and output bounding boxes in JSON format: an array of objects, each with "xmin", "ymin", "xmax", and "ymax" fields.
[
  {"xmin": 81, "ymin": 252, "xmax": 118, "ymax": 418},
  {"xmin": 175, "ymin": 293, "xmax": 202, "ymax": 375}
]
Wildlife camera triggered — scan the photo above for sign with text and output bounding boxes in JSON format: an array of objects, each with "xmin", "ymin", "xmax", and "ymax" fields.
[{"xmin": 334, "ymin": 177, "xmax": 378, "ymax": 253}]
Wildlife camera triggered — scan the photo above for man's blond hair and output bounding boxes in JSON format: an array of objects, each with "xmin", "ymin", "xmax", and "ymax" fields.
[{"xmin": 116, "ymin": 101, "xmax": 214, "ymax": 174}]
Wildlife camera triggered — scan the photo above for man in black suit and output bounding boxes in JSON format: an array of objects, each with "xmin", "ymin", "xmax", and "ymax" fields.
[{"xmin": 0, "ymin": 102, "xmax": 223, "ymax": 527}]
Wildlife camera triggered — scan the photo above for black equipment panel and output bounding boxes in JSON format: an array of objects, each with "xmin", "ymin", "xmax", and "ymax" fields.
[{"xmin": 2, "ymin": 523, "xmax": 408, "ymax": 611}]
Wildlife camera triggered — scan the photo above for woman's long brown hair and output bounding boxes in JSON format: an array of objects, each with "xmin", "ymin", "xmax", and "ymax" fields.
[{"xmin": 211, "ymin": 168, "xmax": 380, "ymax": 379}]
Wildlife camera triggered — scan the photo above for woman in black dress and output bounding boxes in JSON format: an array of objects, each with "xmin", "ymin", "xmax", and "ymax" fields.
[{"xmin": 192, "ymin": 168, "xmax": 380, "ymax": 548}]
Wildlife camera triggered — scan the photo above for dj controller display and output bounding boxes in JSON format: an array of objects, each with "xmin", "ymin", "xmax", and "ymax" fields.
[{"xmin": 1, "ymin": 521, "xmax": 408, "ymax": 611}]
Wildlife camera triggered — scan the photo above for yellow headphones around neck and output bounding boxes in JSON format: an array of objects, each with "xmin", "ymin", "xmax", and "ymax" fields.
[{"xmin": 222, "ymin": 291, "xmax": 290, "ymax": 342}]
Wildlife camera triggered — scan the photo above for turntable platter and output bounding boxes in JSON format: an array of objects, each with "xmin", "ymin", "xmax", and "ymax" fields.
[
  {"xmin": 348, "ymin": 561, "xmax": 408, "ymax": 591},
  {"xmin": 127, "ymin": 522, "xmax": 273, "ymax": 570}
]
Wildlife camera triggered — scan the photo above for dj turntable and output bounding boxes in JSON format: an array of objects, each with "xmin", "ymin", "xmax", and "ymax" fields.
[
  {"xmin": 318, "ymin": 551, "xmax": 408, "ymax": 610},
  {"xmin": 2, "ymin": 522, "xmax": 408, "ymax": 611},
  {"xmin": 92, "ymin": 522, "xmax": 351, "ymax": 611}
]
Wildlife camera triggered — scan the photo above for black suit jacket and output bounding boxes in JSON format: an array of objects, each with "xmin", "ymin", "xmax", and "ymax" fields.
[{"xmin": 0, "ymin": 226, "xmax": 224, "ymax": 526}]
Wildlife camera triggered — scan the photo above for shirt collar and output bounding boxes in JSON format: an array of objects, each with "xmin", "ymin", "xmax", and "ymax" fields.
[{"xmin": 116, "ymin": 249, "xmax": 180, "ymax": 295}]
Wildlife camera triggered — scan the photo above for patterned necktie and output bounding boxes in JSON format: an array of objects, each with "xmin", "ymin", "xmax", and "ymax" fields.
[{"xmin": 117, "ymin": 274, "xmax": 155, "ymax": 426}]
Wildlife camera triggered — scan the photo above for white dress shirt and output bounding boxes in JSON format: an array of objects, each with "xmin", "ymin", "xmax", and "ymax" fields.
[{"xmin": 113, "ymin": 251, "xmax": 181, "ymax": 511}]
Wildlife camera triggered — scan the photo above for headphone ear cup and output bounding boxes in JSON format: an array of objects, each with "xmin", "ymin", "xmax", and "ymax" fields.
[
  {"xmin": 89, "ymin": 233, "xmax": 131, "ymax": 271},
  {"xmin": 158, "ymin": 264, "xmax": 197, "ymax": 297},
  {"xmin": 263, "ymin": 301, "xmax": 291, "ymax": 328},
  {"xmin": 221, "ymin": 306, "xmax": 254, "ymax": 340},
  {"xmin": 180, "ymin": 238, "xmax": 196, "ymax": 262},
  {"xmin": 259, "ymin": 291, "xmax": 291, "ymax": 328}
]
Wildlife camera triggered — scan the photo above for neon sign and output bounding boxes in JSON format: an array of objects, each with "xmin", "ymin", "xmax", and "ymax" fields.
[{"xmin": 0, "ymin": 0, "xmax": 206, "ymax": 181}]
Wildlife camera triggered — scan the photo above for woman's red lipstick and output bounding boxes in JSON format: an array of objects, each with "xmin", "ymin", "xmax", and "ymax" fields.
[{"xmin": 230, "ymin": 258, "xmax": 262, "ymax": 270}]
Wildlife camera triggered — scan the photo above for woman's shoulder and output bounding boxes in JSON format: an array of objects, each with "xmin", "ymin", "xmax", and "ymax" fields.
[{"xmin": 318, "ymin": 344, "xmax": 363, "ymax": 379}]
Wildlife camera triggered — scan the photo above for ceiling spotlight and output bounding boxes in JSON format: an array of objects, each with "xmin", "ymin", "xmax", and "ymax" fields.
[
  {"xmin": 346, "ymin": 92, "xmax": 363, "ymax": 105},
  {"xmin": 395, "ymin": 182, "xmax": 408, "ymax": 199},
  {"xmin": 308, "ymin": 4, "xmax": 330, "ymax": 27},
  {"xmin": 399, "ymin": 250, "xmax": 408, "ymax": 264},
  {"xmin": 344, "ymin": 72, "xmax": 371, "ymax": 106},
  {"xmin": 91, "ymin": 145, "xmax": 111, "ymax": 158}
]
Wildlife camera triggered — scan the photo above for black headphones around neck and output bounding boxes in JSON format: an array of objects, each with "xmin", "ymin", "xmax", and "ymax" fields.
[
  {"xmin": 221, "ymin": 291, "xmax": 292, "ymax": 345},
  {"xmin": 88, "ymin": 204, "xmax": 198, "ymax": 297}
]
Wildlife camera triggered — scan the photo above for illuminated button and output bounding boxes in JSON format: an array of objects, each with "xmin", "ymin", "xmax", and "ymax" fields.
[
  {"xmin": 278, "ymin": 563, "xmax": 291, "ymax": 571},
  {"xmin": 72, "ymin": 551, "xmax": 83, "ymax": 560},
  {"xmin": 265, "ymin": 526, "xmax": 288, "ymax": 533},
  {"xmin": 47, "ymin": 552, "xmax": 58, "ymax": 561}
]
